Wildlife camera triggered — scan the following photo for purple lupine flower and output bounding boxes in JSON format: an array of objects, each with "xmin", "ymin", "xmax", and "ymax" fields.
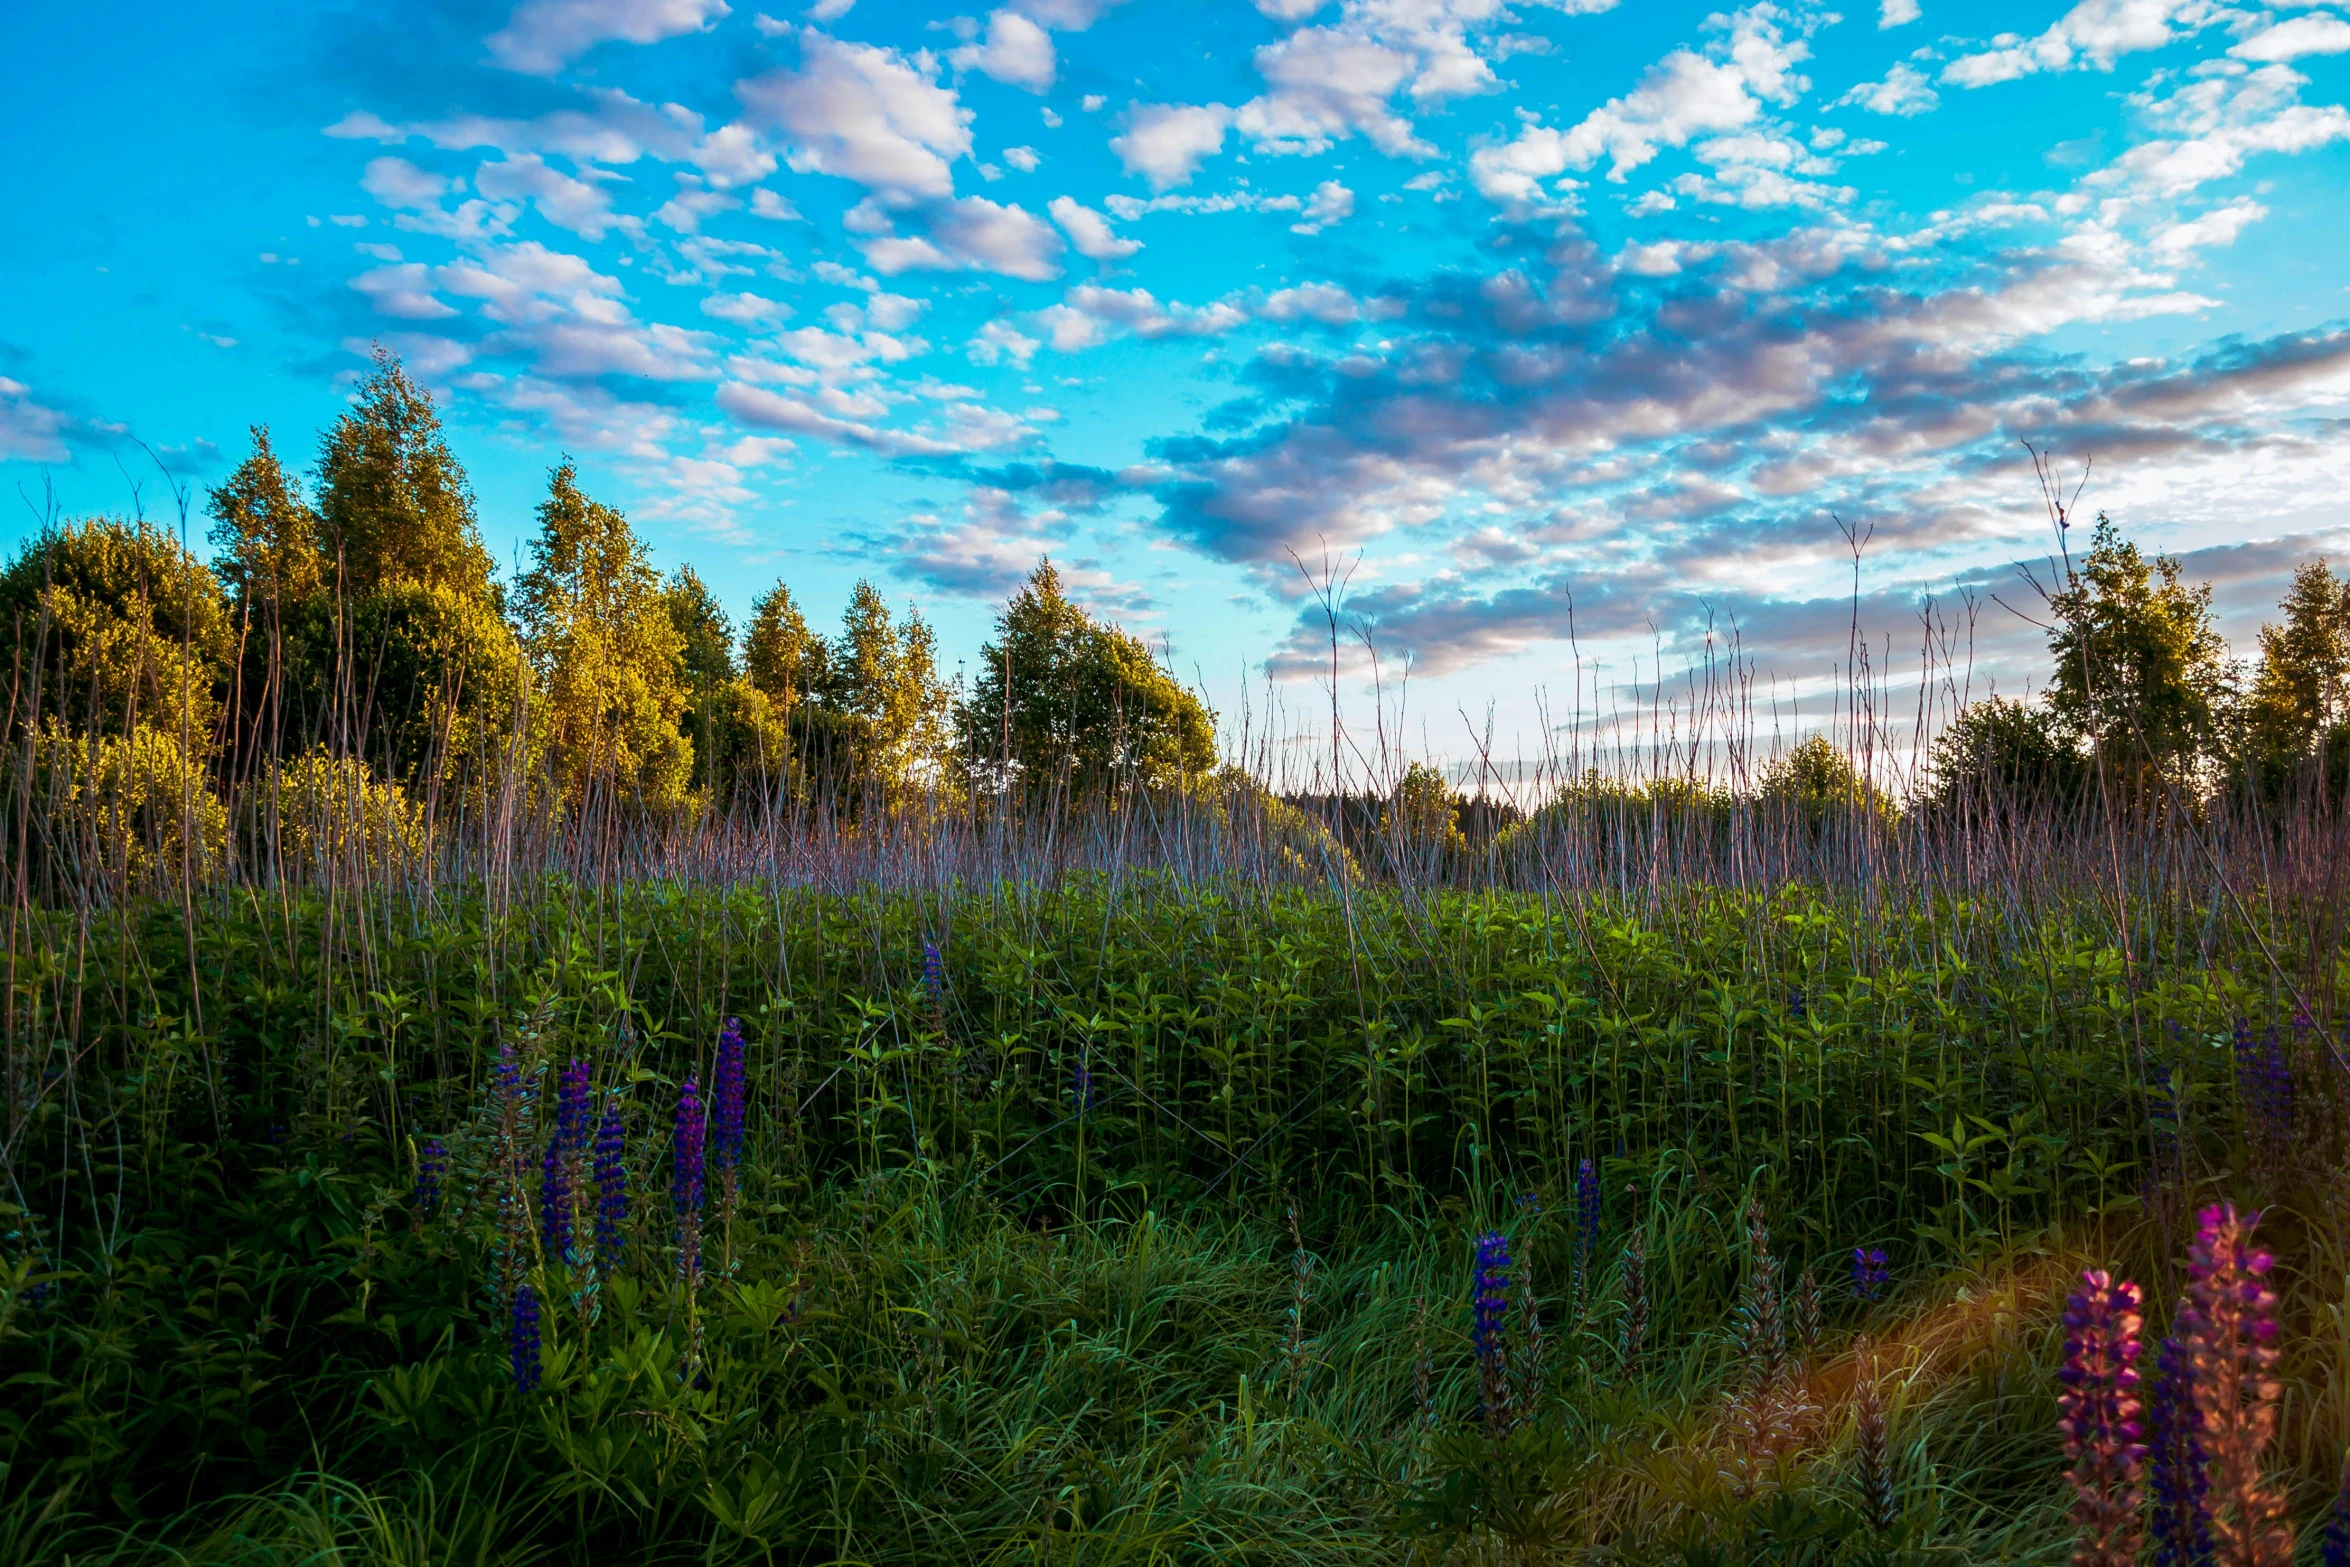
[
  {"xmin": 540, "ymin": 1059, "xmax": 591, "ymax": 1259},
  {"xmin": 2148, "ymin": 1331, "xmax": 2211, "ymax": 1566},
  {"xmin": 1852, "ymin": 1246, "xmax": 1890, "ymax": 1303},
  {"xmin": 2321, "ymin": 1449, "xmax": 2350, "ymax": 1567},
  {"xmin": 1788, "ymin": 988, "xmax": 1806, "ymax": 1022},
  {"xmin": 921, "ymin": 939, "xmax": 945, "ymax": 1000},
  {"xmin": 413, "ymin": 1137, "xmax": 445, "ymax": 1214},
  {"xmin": 674, "ymin": 1076, "xmax": 705, "ymax": 1285},
  {"xmin": 2057, "ymin": 1268, "xmax": 2146, "ymax": 1567},
  {"xmin": 2147, "ymin": 1334, "xmax": 2211, "ymax": 1567},
  {"xmin": 1471, "ymin": 1231, "xmax": 1512, "ymax": 1436},
  {"xmin": 712, "ymin": 1020, "xmax": 747, "ymax": 1197},
  {"xmin": 593, "ymin": 1104, "xmax": 627, "ymax": 1270},
  {"xmin": 2179, "ymin": 1203, "xmax": 2289, "ymax": 1564},
  {"xmin": 1575, "ymin": 1158, "xmax": 1602, "ymax": 1260},
  {"xmin": 1072, "ymin": 1056, "xmax": 1094, "ymax": 1116},
  {"xmin": 510, "ymin": 1283, "xmax": 542, "ymax": 1394}
]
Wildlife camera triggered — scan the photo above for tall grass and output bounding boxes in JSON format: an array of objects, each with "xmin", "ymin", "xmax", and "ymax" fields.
[{"xmin": 4, "ymin": 549, "xmax": 2349, "ymax": 1562}]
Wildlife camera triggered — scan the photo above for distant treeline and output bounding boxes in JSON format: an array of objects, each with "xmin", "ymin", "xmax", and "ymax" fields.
[{"xmin": 4, "ymin": 344, "xmax": 2347, "ymax": 895}]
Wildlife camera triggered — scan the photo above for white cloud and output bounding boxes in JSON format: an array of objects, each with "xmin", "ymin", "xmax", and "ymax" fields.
[
  {"xmin": 2231, "ymin": 13, "xmax": 2350, "ymax": 63},
  {"xmin": 1289, "ymin": 178, "xmax": 1354, "ymax": 233},
  {"xmin": 951, "ymin": 9, "xmax": 1057, "ymax": 91},
  {"xmin": 1942, "ymin": 0, "xmax": 2219, "ymax": 89},
  {"xmin": 2091, "ymin": 63, "xmax": 2350, "ymax": 199},
  {"xmin": 0, "ymin": 378, "xmax": 71, "ymax": 462},
  {"xmin": 2149, "ymin": 198, "xmax": 2267, "ymax": 253},
  {"xmin": 1260, "ymin": 281, "xmax": 1356, "ymax": 323},
  {"xmin": 1472, "ymin": 6, "xmax": 1809, "ymax": 203},
  {"xmin": 1008, "ymin": 0, "xmax": 1127, "ymax": 25},
  {"xmin": 1239, "ymin": 26, "xmax": 1428, "ymax": 157},
  {"xmin": 1255, "ymin": 0, "xmax": 1324, "ymax": 19},
  {"xmin": 740, "ymin": 30, "xmax": 973, "ymax": 200},
  {"xmin": 717, "ymin": 381, "xmax": 1036, "ymax": 453},
  {"xmin": 701, "ymin": 290, "xmax": 794, "ymax": 324},
  {"xmin": 969, "ymin": 318, "xmax": 1042, "ymax": 365},
  {"xmin": 859, "ymin": 195, "xmax": 1066, "ymax": 280},
  {"xmin": 1004, "ymin": 145, "xmax": 1041, "ymax": 171},
  {"xmin": 1878, "ymin": 0, "xmax": 1919, "ymax": 25},
  {"xmin": 1620, "ymin": 239, "xmax": 1685, "ymax": 275},
  {"xmin": 654, "ymin": 179, "xmax": 739, "ymax": 232},
  {"xmin": 362, "ymin": 156, "xmax": 449, "ymax": 208},
  {"xmin": 750, "ymin": 188, "xmax": 803, "ymax": 220},
  {"xmin": 352, "ymin": 262, "xmax": 459, "ymax": 319},
  {"xmin": 1836, "ymin": 61, "xmax": 1938, "ymax": 117},
  {"xmin": 487, "ymin": 0, "xmax": 730, "ymax": 75},
  {"xmin": 1048, "ymin": 194, "xmax": 1141, "ymax": 258},
  {"xmin": 1110, "ymin": 102, "xmax": 1233, "ymax": 190},
  {"xmin": 474, "ymin": 155, "xmax": 624, "ymax": 237}
]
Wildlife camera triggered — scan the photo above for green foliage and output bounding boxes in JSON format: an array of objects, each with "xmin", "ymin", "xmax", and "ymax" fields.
[
  {"xmin": 1, "ymin": 864, "xmax": 2337, "ymax": 1561},
  {"xmin": 315, "ymin": 346, "xmax": 494, "ymax": 599},
  {"xmin": 1380, "ymin": 761, "xmax": 1468, "ymax": 860},
  {"xmin": 1921, "ymin": 697, "xmax": 2091, "ymax": 816},
  {"xmin": 829, "ymin": 579, "xmax": 951, "ymax": 793},
  {"xmin": 2233, "ymin": 558, "xmax": 2350, "ymax": 799},
  {"xmin": 0, "ymin": 517, "xmax": 232, "ymax": 742},
  {"xmin": 2048, "ymin": 514, "xmax": 2234, "ymax": 800},
  {"xmin": 1759, "ymin": 736, "xmax": 1893, "ymax": 823},
  {"xmin": 742, "ymin": 580, "xmax": 827, "ymax": 713},
  {"xmin": 515, "ymin": 462, "xmax": 691, "ymax": 809},
  {"xmin": 206, "ymin": 425, "xmax": 323, "ymax": 615},
  {"xmin": 957, "ymin": 559, "xmax": 1216, "ymax": 798}
]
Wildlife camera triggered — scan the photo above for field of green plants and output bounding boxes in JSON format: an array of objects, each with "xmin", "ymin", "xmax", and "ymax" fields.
[{"xmin": 5, "ymin": 851, "xmax": 2347, "ymax": 1564}]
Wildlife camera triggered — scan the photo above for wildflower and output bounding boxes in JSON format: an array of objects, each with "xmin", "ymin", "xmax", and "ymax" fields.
[
  {"xmin": 921, "ymin": 939, "xmax": 945, "ymax": 1001},
  {"xmin": 1575, "ymin": 1158, "xmax": 1602, "ymax": 1256},
  {"xmin": 2179, "ymin": 1203, "xmax": 2291, "ymax": 1565},
  {"xmin": 413, "ymin": 1137, "xmax": 445, "ymax": 1215},
  {"xmin": 2321, "ymin": 1448, "xmax": 2350, "ymax": 1567},
  {"xmin": 2058, "ymin": 1269, "xmax": 2146, "ymax": 1567},
  {"xmin": 1853, "ymin": 1337, "xmax": 1896, "ymax": 1533},
  {"xmin": 1792, "ymin": 1267, "xmax": 1822, "ymax": 1358},
  {"xmin": 1735, "ymin": 1198, "xmax": 1786, "ymax": 1389},
  {"xmin": 674, "ymin": 1076, "xmax": 706, "ymax": 1286},
  {"xmin": 2146, "ymin": 1333, "xmax": 2212, "ymax": 1567},
  {"xmin": 510, "ymin": 1282, "xmax": 542, "ymax": 1394},
  {"xmin": 592, "ymin": 1104, "xmax": 627, "ymax": 1271},
  {"xmin": 1619, "ymin": 1229, "xmax": 1648, "ymax": 1378},
  {"xmin": 1852, "ymin": 1246, "xmax": 1890, "ymax": 1303},
  {"xmin": 1470, "ymin": 1231, "xmax": 1512, "ymax": 1437},
  {"xmin": 711, "ymin": 1019, "xmax": 747, "ymax": 1203},
  {"xmin": 1072, "ymin": 1056, "xmax": 1094, "ymax": 1115},
  {"xmin": 540, "ymin": 1058, "xmax": 591, "ymax": 1262}
]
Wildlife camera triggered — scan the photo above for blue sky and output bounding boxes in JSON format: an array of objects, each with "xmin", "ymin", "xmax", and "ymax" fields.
[{"xmin": 5, "ymin": 0, "xmax": 2349, "ymax": 777}]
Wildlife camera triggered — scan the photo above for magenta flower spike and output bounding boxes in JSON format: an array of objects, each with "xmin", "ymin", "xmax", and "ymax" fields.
[
  {"xmin": 2179, "ymin": 1204, "xmax": 2292, "ymax": 1566},
  {"xmin": 2057, "ymin": 1268, "xmax": 2146, "ymax": 1567}
]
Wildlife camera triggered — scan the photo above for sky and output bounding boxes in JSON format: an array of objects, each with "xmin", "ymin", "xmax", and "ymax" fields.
[{"xmin": 4, "ymin": 0, "xmax": 2349, "ymax": 784}]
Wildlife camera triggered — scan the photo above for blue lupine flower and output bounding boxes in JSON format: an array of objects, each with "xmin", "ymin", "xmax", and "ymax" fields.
[
  {"xmin": 1072, "ymin": 1057, "xmax": 1094, "ymax": 1115},
  {"xmin": 2147, "ymin": 1333, "xmax": 2211, "ymax": 1567},
  {"xmin": 413, "ymin": 1137, "xmax": 445, "ymax": 1213},
  {"xmin": 1575, "ymin": 1158, "xmax": 1602, "ymax": 1260},
  {"xmin": 922, "ymin": 939, "xmax": 946, "ymax": 1000},
  {"xmin": 540, "ymin": 1059, "xmax": 591, "ymax": 1258},
  {"xmin": 2321, "ymin": 1448, "xmax": 2350, "ymax": 1567},
  {"xmin": 1471, "ymin": 1231, "xmax": 1513, "ymax": 1434},
  {"xmin": 712, "ymin": 1020, "xmax": 747, "ymax": 1195},
  {"xmin": 1852, "ymin": 1246, "xmax": 1890, "ymax": 1303},
  {"xmin": 674, "ymin": 1076, "xmax": 705, "ymax": 1283},
  {"xmin": 593, "ymin": 1105, "xmax": 627, "ymax": 1269},
  {"xmin": 510, "ymin": 1283, "xmax": 542, "ymax": 1394}
]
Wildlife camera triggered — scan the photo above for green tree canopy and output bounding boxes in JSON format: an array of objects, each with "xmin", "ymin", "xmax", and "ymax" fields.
[
  {"xmin": 664, "ymin": 566, "xmax": 737, "ymax": 690},
  {"xmin": 207, "ymin": 426, "xmax": 321, "ymax": 615},
  {"xmin": 743, "ymin": 581, "xmax": 829, "ymax": 713},
  {"xmin": 956, "ymin": 559, "xmax": 1215, "ymax": 798},
  {"xmin": 315, "ymin": 346, "xmax": 494, "ymax": 598},
  {"xmin": 1758, "ymin": 735, "xmax": 1893, "ymax": 821},
  {"xmin": 2046, "ymin": 514, "xmax": 2232, "ymax": 797},
  {"xmin": 515, "ymin": 461, "xmax": 691, "ymax": 807},
  {"xmin": 833, "ymin": 580, "xmax": 951, "ymax": 792},
  {"xmin": 1920, "ymin": 696, "xmax": 2091, "ymax": 815},
  {"xmin": 0, "ymin": 518, "xmax": 232, "ymax": 743}
]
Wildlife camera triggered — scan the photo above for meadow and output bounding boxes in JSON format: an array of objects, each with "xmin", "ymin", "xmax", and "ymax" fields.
[{"xmin": 3, "ymin": 793, "xmax": 2346, "ymax": 1565}]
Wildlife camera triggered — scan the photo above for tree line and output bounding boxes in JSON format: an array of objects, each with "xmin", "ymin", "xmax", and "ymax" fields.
[
  {"xmin": 1, "ymin": 349, "xmax": 1216, "ymax": 871},
  {"xmin": 5, "ymin": 347, "xmax": 2345, "ymax": 887}
]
